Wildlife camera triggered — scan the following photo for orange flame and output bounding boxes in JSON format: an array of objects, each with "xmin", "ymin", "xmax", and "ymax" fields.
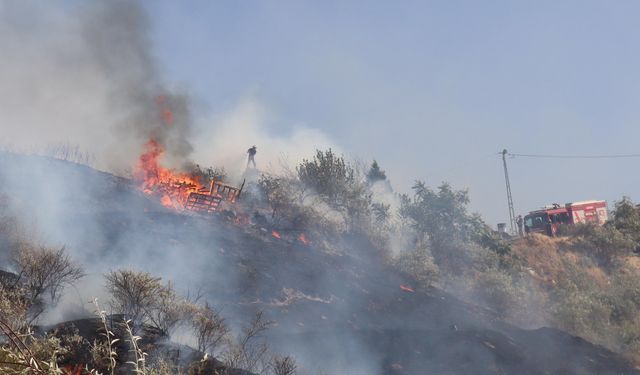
[
  {"xmin": 233, "ymin": 214, "xmax": 250, "ymax": 226},
  {"xmin": 133, "ymin": 139, "xmax": 203, "ymax": 209},
  {"xmin": 298, "ymin": 233, "xmax": 311, "ymax": 245},
  {"xmin": 399, "ymin": 284, "xmax": 415, "ymax": 293},
  {"xmin": 271, "ymin": 230, "xmax": 281, "ymax": 239},
  {"xmin": 156, "ymin": 95, "xmax": 173, "ymax": 126},
  {"xmin": 63, "ymin": 364, "xmax": 84, "ymax": 375}
]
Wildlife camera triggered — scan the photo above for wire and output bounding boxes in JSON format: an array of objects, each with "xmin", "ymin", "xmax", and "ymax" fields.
[{"xmin": 508, "ymin": 152, "xmax": 640, "ymax": 159}]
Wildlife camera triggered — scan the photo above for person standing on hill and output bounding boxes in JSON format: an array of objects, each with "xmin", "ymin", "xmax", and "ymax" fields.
[
  {"xmin": 516, "ymin": 215, "xmax": 524, "ymax": 237},
  {"xmin": 247, "ymin": 145, "xmax": 257, "ymax": 168}
]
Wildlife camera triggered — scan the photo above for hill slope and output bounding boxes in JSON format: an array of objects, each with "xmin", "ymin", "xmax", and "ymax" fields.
[{"xmin": 0, "ymin": 152, "xmax": 638, "ymax": 374}]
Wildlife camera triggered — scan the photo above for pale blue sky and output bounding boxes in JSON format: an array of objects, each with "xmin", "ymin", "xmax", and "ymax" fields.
[{"xmin": 143, "ymin": 1, "xmax": 640, "ymax": 225}]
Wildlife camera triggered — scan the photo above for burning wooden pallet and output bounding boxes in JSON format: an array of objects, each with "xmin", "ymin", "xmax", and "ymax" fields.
[
  {"xmin": 185, "ymin": 193, "xmax": 223, "ymax": 213},
  {"xmin": 209, "ymin": 179, "xmax": 245, "ymax": 203},
  {"xmin": 184, "ymin": 179, "xmax": 245, "ymax": 214}
]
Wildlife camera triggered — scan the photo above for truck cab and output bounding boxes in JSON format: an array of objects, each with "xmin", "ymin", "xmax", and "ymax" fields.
[
  {"xmin": 523, "ymin": 200, "xmax": 608, "ymax": 236},
  {"xmin": 524, "ymin": 205, "xmax": 571, "ymax": 236}
]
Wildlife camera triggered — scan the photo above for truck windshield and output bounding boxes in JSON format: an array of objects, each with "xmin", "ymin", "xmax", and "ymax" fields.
[
  {"xmin": 551, "ymin": 212, "xmax": 571, "ymax": 224},
  {"xmin": 525, "ymin": 215, "xmax": 546, "ymax": 228}
]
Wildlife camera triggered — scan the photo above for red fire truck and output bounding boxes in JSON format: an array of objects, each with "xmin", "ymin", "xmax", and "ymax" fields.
[{"xmin": 523, "ymin": 200, "xmax": 608, "ymax": 236}]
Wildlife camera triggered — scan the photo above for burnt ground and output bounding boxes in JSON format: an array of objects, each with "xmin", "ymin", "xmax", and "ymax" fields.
[{"xmin": 0, "ymin": 152, "xmax": 638, "ymax": 375}]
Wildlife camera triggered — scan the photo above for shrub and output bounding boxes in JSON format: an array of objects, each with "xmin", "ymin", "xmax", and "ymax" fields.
[
  {"xmin": 366, "ymin": 160, "xmax": 387, "ymax": 184},
  {"xmin": 13, "ymin": 244, "xmax": 84, "ymax": 322},
  {"xmin": 105, "ymin": 270, "xmax": 190, "ymax": 336},
  {"xmin": 473, "ymin": 268, "xmax": 522, "ymax": 317},
  {"xmin": 191, "ymin": 302, "xmax": 229, "ymax": 355},
  {"xmin": 551, "ymin": 288, "xmax": 611, "ymax": 341},
  {"xmin": 106, "ymin": 270, "xmax": 164, "ymax": 329},
  {"xmin": 394, "ymin": 246, "xmax": 439, "ymax": 289},
  {"xmin": 612, "ymin": 197, "xmax": 640, "ymax": 237},
  {"xmin": 399, "ymin": 181, "xmax": 487, "ymax": 272},
  {"xmin": 0, "ymin": 285, "xmax": 29, "ymax": 332},
  {"xmin": 273, "ymin": 355, "xmax": 297, "ymax": 375},
  {"xmin": 572, "ymin": 224, "xmax": 635, "ymax": 264},
  {"xmin": 223, "ymin": 310, "xmax": 274, "ymax": 374},
  {"xmin": 297, "ymin": 149, "xmax": 372, "ymax": 229},
  {"xmin": 297, "ymin": 149, "xmax": 355, "ymax": 206}
]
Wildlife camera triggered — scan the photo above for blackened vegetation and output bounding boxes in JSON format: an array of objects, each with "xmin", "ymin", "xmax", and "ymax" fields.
[{"xmin": 1, "ymin": 152, "xmax": 640, "ymax": 374}]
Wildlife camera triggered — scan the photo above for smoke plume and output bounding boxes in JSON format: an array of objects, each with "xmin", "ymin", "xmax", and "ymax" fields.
[{"xmin": 0, "ymin": 1, "xmax": 192, "ymax": 172}]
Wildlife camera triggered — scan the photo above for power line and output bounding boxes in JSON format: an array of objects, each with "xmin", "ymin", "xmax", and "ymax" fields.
[
  {"xmin": 508, "ymin": 152, "xmax": 640, "ymax": 159},
  {"xmin": 501, "ymin": 149, "xmax": 517, "ymax": 234}
]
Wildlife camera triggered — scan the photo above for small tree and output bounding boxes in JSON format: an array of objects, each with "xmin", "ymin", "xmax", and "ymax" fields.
[
  {"xmin": 224, "ymin": 310, "xmax": 274, "ymax": 373},
  {"xmin": 371, "ymin": 202, "xmax": 391, "ymax": 223},
  {"xmin": 13, "ymin": 244, "xmax": 84, "ymax": 322},
  {"xmin": 191, "ymin": 302, "xmax": 229, "ymax": 355},
  {"xmin": 473, "ymin": 268, "xmax": 522, "ymax": 317},
  {"xmin": 401, "ymin": 182, "xmax": 463, "ymax": 246},
  {"xmin": 399, "ymin": 181, "xmax": 484, "ymax": 269},
  {"xmin": 297, "ymin": 149, "xmax": 354, "ymax": 206},
  {"xmin": 297, "ymin": 149, "xmax": 372, "ymax": 229},
  {"xmin": 258, "ymin": 175, "xmax": 301, "ymax": 219},
  {"xmin": 105, "ymin": 270, "xmax": 191, "ymax": 336},
  {"xmin": 394, "ymin": 245, "xmax": 439, "ymax": 289},
  {"xmin": 273, "ymin": 355, "xmax": 297, "ymax": 375},
  {"xmin": 611, "ymin": 197, "xmax": 640, "ymax": 245},
  {"xmin": 0, "ymin": 285, "xmax": 29, "ymax": 331},
  {"xmin": 146, "ymin": 281, "xmax": 189, "ymax": 336},
  {"xmin": 257, "ymin": 174, "xmax": 319, "ymax": 231},
  {"xmin": 105, "ymin": 270, "xmax": 163, "ymax": 329},
  {"xmin": 366, "ymin": 160, "xmax": 387, "ymax": 183}
]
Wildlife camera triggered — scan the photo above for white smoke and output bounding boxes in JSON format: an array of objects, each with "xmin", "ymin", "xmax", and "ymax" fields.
[
  {"xmin": 0, "ymin": 1, "xmax": 338, "ymax": 179},
  {"xmin": 192, "ymin": 97, "xmax": 338, "ymax": 183}
]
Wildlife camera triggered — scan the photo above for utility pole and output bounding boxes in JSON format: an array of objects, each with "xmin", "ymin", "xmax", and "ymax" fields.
[{"xmin": 502, "ymin": 149, "xmax": 516, "ymax": 234}]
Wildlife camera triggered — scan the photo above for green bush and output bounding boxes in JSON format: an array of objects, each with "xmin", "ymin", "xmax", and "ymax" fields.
[
  {"xmin": 297, "ymin": 149, "xmax": 372, "ymax": 229},
  {"xmin": 473, "ymin": 268, "xmax": 522, "ymax": 317},
  {"xmin": 394, "ymin": 246, "xmax": 440, "ymax": 290}
]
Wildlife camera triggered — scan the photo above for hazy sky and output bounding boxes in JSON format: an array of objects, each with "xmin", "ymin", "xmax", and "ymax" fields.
[
  {"xmin": 8, "ymin": 1, "xmax": 640, "ymax": 226},
  {"xmin": 141, "ymin": 1, "xmax": 640, "ymax": 225}
]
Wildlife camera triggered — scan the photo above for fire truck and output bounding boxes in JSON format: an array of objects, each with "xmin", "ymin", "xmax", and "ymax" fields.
[{"xmin": 523, "ymin": 200, "xmax": 608, "ymax": 236}]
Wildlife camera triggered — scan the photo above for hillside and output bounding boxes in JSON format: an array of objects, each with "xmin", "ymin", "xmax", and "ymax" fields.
[{"xmin": 1, "ymin": 152, "xmax": 639, "ymax": 374}]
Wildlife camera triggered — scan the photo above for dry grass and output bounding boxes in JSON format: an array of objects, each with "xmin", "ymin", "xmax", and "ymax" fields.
[{"xmin": 512, "ymin": 234, "xmax": 574, "ymax": 286}]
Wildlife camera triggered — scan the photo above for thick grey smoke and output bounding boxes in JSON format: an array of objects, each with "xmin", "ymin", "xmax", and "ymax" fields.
[
  {"xmin": 192, "ymin": 97, "xmax": 337, "ymax": 182},
  {"xmin": 0, "ymin": 1, "xmax": 348, "ymax": 371},
  {"xmin": 0, "ymin": 0, "xmax": 192, "ymax": 172},
  {"xmin": 79, "ymin": 1, "xmax": 193, "ymax": 170}
]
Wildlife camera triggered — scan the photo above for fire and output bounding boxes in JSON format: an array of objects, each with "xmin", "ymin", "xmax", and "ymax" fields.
[
  {"xmin": 298, "ymin": 233, "xmax": 311, "ymax": 245},
  {"xmin": 155, "ymin": 95, "xmax": 174, "ymax": 125},
  {"xmin": 133, "ymin": 139, "xmax": 203, "ymax": 209},
  {"xmin": 233, "ymin": 214, "xmax": 250, "ymax": 226},
  {"xmin": 271, "ymin": 230, "xmax": 281, "ymax": 239},
  {"xmin": 62, "ymin": 364, "xmax": 84, "ymax": 375},
  {"xmin": 399, "ymin": 284, "xmax": 415, "ymax": 293}
]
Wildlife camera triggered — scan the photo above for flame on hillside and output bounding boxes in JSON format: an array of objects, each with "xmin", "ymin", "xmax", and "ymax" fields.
[
  {"xmin": 298, "ymin": 233, "xmax": 311, "ymax": 245},
  {"xmin": 156, "ymin": 95, "xmax": 174, "ymax": 125},
  {"xmin": 400, "ymin": 284, "xmax": 415, "ymax": 293},
  {"xmin": 133, "ymin": 139, "xmax": 204, "ymax": 209}
]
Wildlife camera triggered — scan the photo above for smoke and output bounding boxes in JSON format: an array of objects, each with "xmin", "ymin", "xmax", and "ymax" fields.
[
  {"xmin": 0, "ymin": 2, "xmax": 347, "ymax": 370},
  {"xmin": 0, "ymin": 1, "xmax": 191, "ymax": 172},
  {"xmin": 191, "ymin": 97, "xmax": 337, "ymax": 183},
  {"xmin": 0, "ymin": 1, "xmax": 337, "ymax": 179},
  {"xmin": 0, "ymin": 3, "xmax": 597, "ymax": 375}
]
